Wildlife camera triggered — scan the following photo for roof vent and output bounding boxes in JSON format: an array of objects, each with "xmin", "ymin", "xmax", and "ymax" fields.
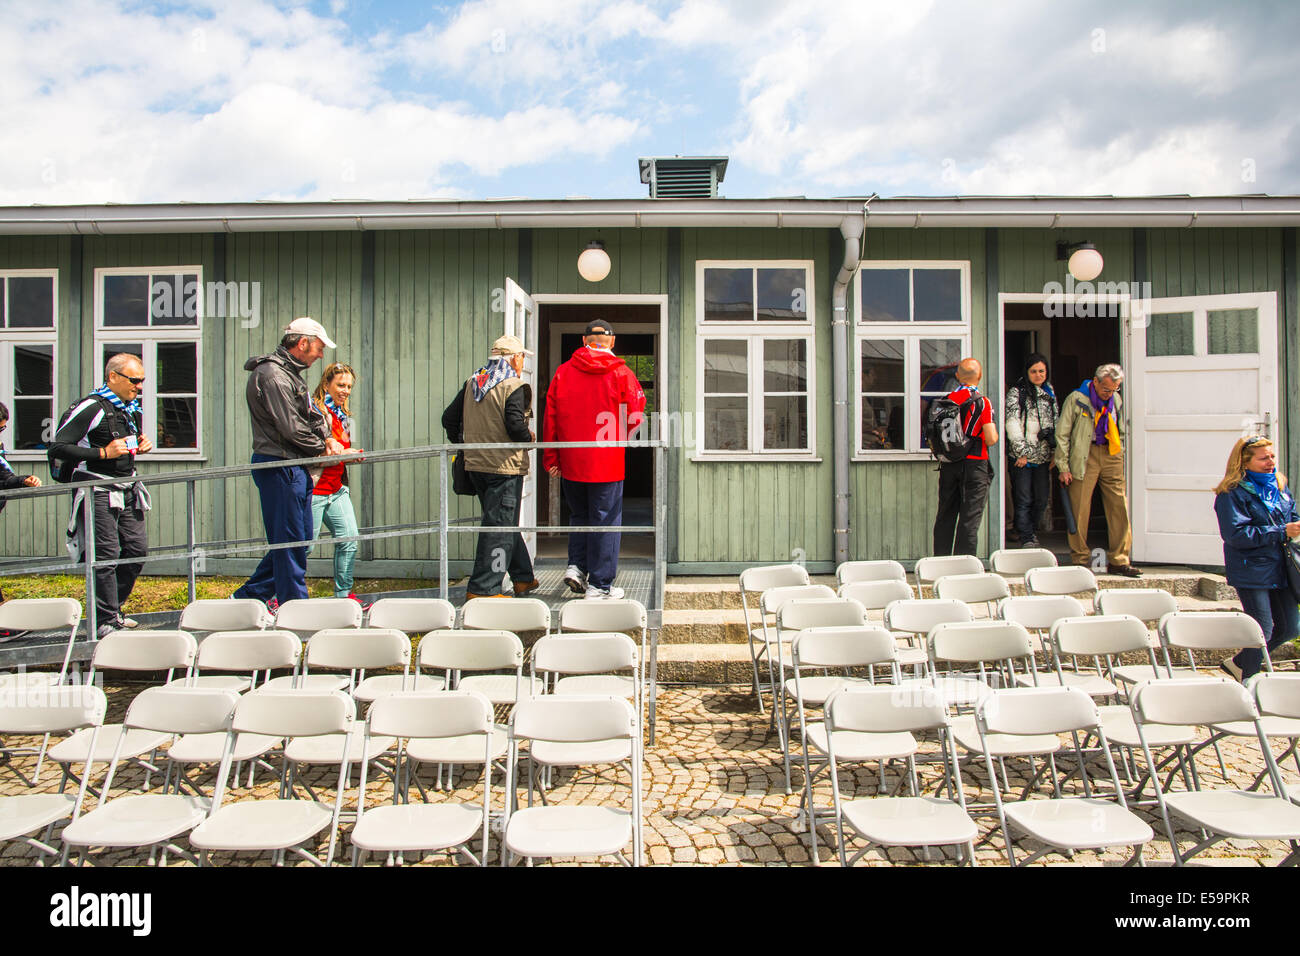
[{"xmin": 638, "ymin": 156, "xmax": 728, "ymax": 199}]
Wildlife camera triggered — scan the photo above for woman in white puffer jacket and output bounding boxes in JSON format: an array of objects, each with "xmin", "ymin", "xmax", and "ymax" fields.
[{"xmin": 1004, "ymin": 352, "xmax": 1058, "ymax": 548}]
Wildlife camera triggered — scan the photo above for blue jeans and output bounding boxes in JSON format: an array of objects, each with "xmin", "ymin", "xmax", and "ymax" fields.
[
  {"xmin": 1233, "ymin": 587, "xmax": 1300, "ymax": 679},
  {"xmin": 1010, "ymin": 461, "xmax": 1050, "ymax": 541},
  {"xmin": 235, "ymin": 455, "xmax": 312, "ymax": 604},
  {"xmin": 563, "ymin": 478, "xmax": 623, "ymax": 591},
  {"xmin": 311, "ymin": 486, "xmax": 359, "ymax": 597}
]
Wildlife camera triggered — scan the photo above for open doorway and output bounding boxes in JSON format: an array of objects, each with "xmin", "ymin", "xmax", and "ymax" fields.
[
  {"xmin": 534, "ymin": 302, "xmax": 660, "ymax": 561},
  {"xmin": 1001, "ymin": 300, "xmax": 1122, "ymax": 556}
]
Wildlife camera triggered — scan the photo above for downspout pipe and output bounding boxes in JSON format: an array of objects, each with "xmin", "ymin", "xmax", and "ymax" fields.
[{"xmin": 832, "ymin": 210, "xmax": 867, "ymax": 565}]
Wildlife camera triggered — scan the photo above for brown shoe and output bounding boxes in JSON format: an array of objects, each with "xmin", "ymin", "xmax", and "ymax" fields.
[
  {"xmin": 465, "ymin": 592, "xmax": 509, "ymax": 600},
  {"xmin": 1111, "ymin": 564, "xmax": 1142, "ymax": 578},
  {"xmin": 513, "ymin": 579, "xmax": 541, "ymax": 596}
]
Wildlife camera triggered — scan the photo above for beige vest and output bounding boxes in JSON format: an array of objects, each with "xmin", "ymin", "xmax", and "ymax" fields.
[{"xmin": 462, "ymin": 375, "xmax": 530, "ymax": 475}]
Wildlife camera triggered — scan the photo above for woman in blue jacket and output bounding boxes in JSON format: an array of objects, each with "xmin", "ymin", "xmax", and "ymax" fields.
[{"xmin": 1213, "ymin": 436, "xmax": 1300, "ymax": 680}]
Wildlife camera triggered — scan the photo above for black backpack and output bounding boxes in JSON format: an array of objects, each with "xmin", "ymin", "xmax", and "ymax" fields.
[
  {"xmin": 925, "ymin": 391, "xmax": 985, "ymax": 464},
  {"xmin": 47, "ymin": 394, "xmax": 115, "ymax": 483}
]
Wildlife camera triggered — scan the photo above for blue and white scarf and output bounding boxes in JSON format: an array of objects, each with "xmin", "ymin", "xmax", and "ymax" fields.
[
  {"xmin": 93, "ymin": 383, "xmax": 140, "ymax": 434},
  {"xmin": 470, "ymin": 357, "xmax": 515, "ymax": 402},
  {"xmin": 0, "ymin": 444, "xmax": 13, "ymax": 476},
  {"xmin": 1243, "ymin": 469, "xmax": 1285, "ymax": 515},
  {"xmin": 322, "ymin": 393, "xmax": 351, "ymax": 438}
]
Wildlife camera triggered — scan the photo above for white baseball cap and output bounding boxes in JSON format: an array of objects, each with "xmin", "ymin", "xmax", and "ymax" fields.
[{"xmin": 284, "ymin": 316, "xmax": 336, "ymax": 349}]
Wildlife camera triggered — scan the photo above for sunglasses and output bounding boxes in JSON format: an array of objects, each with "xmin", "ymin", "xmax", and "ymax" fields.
[
  {"xmin": 1243, "ymin": 436, "xmax": 1270, "ymax": 449},
  {"xmin": 113, "ymin": 371, "xmax": 146, "ymax": 385}
]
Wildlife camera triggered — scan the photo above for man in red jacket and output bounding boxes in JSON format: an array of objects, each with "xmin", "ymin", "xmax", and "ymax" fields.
[{"xmin": 543, "ymin": 320, "xmax": 646, "ymax": 600}]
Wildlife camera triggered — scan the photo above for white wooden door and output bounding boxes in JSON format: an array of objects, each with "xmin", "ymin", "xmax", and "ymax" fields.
[
  {"xmin": 1128, "ymin": 292, "xmax": 1278, "ymax": 564},
  {"xmin": 503, "ymin": 278, "xmax": 538, "ymax": 559}
]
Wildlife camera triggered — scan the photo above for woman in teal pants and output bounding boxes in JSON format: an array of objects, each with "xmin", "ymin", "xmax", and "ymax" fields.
[{"xmin": 311, "ymin": 363, "xmax": 363, "ymax": 601}]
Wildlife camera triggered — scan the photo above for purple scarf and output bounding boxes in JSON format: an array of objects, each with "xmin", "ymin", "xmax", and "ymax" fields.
[{"xmin": 1084, "ymin": 380, "xmax": 1115, "ymax": 446}]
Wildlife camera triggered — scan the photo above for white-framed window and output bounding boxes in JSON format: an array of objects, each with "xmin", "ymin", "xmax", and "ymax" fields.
[
  {"xmin": 0, "ymin": 270, "xmax": 58, "ymax": 460},
  {"xmin": 694, "ymin": 260, "xmax": 816, "ymax": 460},
  {"xmin": 854, "ymin": 260, "xmax": 971, "ymax": 457},
  {"xmin": 94, "ymin": 266, "xmax": 203, "ymax": 458}
]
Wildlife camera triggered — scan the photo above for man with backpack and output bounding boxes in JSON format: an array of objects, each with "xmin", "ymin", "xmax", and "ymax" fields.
[
  {"xmin": 930, "ymin": 356, "xmax": 998, "ymax": 556},
  {"xmin": 49, "ymin": 353, "xmax": 154, "ymax": 637}
]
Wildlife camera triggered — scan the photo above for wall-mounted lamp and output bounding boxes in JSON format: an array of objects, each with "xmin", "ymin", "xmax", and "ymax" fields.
[
  {"xmin": 577, "ymin": 241, "xmax": 611, "ymax": 282},
  {"xmin": 1056, "ymin": 240, "xmax": 1104, "ymax": 282}
]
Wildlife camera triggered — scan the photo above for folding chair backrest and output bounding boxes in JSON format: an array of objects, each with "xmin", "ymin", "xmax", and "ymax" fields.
[
  {"xmin": 792, "ymin": 626, "xmax": 895, "ymax": 669},
  {"xmin": 1094, "ymin": 588, "xmax": 1178, "ymax": 621},
  {"xmin": 779, "ymin": 598, "xmax": 866, "ymax": 631},
  {"xmin": 1024, "ymin": 565, "xmax": 1098, "ymax": 597},
  {"xmin": 999, "ymin": 595, "xmax": 1087, "ymax": 631},
  {"xmin": 883, "ymin": 598, "xmax": 973, "ymax": 636},
  {"xmin": 418, "ymin": 629, "xmax": 522, "ymax": 672},
  {"xmin": 933, "ymin": 572, "xmax": 1011, "ymax": 605},
  {"xmin": 739, "ymin": 564, "xmax": 810, "ymax": 594},
  {"xmin": 91, "ymin": 629, "xmax": 197, "ymax": 672},
  {"xmin": 989, "ymin": 548, "xmax": 1058, "ymax": 575},
  {"xmin": 1050, "ymin": 615, "xmax": 1151, "ymax": 657},
  {"xmin": 978, "ymin": 686, "xmax": 1097, "ymax": 736},
  {"xmin": 180, "ymin": 599, "xmax": 271, "ymax": 637},
  {"xmin": 838, "ymin": 579, "xmax": 913, "ymax": 611},
  {"xmin": 558, "ymin": 599, "xmax": 647, "ymax": 635},
  {"xmin": 760, "ymin": 584, "xmax": 835, "ymax": 615},
  {"xmin": 123, "ymin": 686, "xmax": 240, "ymax": 735},
  {"xmin": 1132, "ymin": 677, "xmax": 1255, "ymax": 727},
  {"xmin": 365, "ymin": 598, "xmax": 455, "ymax": 634},
  {"xmin": 836, "ymin": 560, "xmax": 906, "ymax": 585},
  {"xmin": 533, "ymin": 633, "xmax": 637, "ymax": 675},
  {"xmin": 827, "ymin": 684, "xmax": 948, "ymax": 734},
  {"xmin": 274, "ymin": 598, "xmax": 363, "ymax": 642},
  {"xmin": 915, "ymin": 555, "xmax": 984, "ymax": 592},
  {"xmin": 1254, "ymin": 674, "xmax": 1300, "ymax": 720},
  {"xmin": 195, "ymin": 629, "xmax": 302, "ymax": 673},
  {"xmin": 233, "ymin": 689, "xmax": 354, "ymax": 737},
  {"xmin": 0, "ymin": 684, "xmax": 107, "ymax": 735},
  {"xmin": 366, "ymin": 690, "xmax": 494, "ymax": 740},
  {"xmin": 511, "ymin": 695, "xmax": 635, "ymax": 743},
  {"xmin": 1159, "ymin": 611, "xmax": 1266, "ymax": 655},
  {"xmin": 460, "ymin": 597, "xmax": 550, "ymax": 634},
  {"xmin": 304, "ymin": 628, "xmax": 410, "ymax": 671},
  {"xmin": 0, "ymin": 597, "xmax": 81, "ymax": 633},
  {"xmin": 930, "ymin": 621, "xmax": 1034, "ymax": 665}
]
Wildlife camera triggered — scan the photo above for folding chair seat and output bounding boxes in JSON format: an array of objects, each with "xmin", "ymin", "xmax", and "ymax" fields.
[
  {"xmin": 0, "ymin": 598, "xmax": 82, "ymax": 688},
  {"xmin": 350, "ymin": 691, "xmax": 495, "ymax": 866},
  {"xmin": 989, "ymin": 547, "xmax": 1057, "ymax": 577},
  {"xmin": 421, "ymin": 629, "xmax": 539, "ymax": 705},
  {"xmin": 60, "ymin": 687, "xmax": 240, "ymax": 866},
  {"xmin": 998, "ymin": 595, "xmax": 1088, "ymax": 654},
  {"xmin": 1133, "ymin": 677, "xmax": 1300, "ymax": 866},
  {"xmin": 179, "ymin": 599, "xmax": 272, "ymax": 643},
  {"xmin": 977, "ymin": 686, "xmax": 1152, "ymax": 866},
  {"xmin": 273, "ymin": 597, "xmax": 363, "ymax": 644},
  {"xmin": 0, "ymin": 685, "xmax": 106, "ymax": 861},
  {"xmin": 1024, "ymin": 565, "xmax": 1099, "ymax": 602},
  {"xmin": 914, "ymin": 554, "xmax": 983, "ymax": 599},
  {"xmin": 459, "ymin": 597, "xmax": 550, "ymax": 636},
  {"xmin": 738, "ymin": 564, "xmax": 811, "ymax": 713},
  {"xmin": 933, "ymin": 572, "xmax": 1011, "ymax": 618},
  {"xmin": 835, "ymin": 560, "xmax": 906, "ymax": 586},
  {"xmin": 351, "ymin": 599, "xmax": 456, "ymax": 699},
  {"xmin": 189, "ymin": 690, "xmax": 356, "ymax": 866},
  {"xmin": 534, "ymin": 632, "xmax": 641, "ymax": 705},
  {"xmin": 502, "ymin": 696, "xmax": 642, "ymax": 866},
  {"xmin": 825, "ymin": 684, "xmax": 977, "ymax": 867}
]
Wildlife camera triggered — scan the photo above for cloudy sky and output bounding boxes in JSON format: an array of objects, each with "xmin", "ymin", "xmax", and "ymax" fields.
[{"xmin": 2, "ymin": 0, "xmax": 1297, "ymax": 204}]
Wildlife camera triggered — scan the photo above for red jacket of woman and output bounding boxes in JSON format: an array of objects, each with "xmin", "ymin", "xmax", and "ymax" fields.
[
  {"xmin": 313, "ymin": 406, "xmax": 351, "ymax": 495},
  {"xmin": 542, "ymin": 346, "xmax": 646, "ymax": 483}
]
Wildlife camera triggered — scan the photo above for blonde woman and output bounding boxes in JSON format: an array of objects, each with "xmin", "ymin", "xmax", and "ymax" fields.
[
  {"xmin": 1213, "ymin": 436, "xmax": 1300, "ymax": 680},
  {"xmin": 311, "ymin": 363, "xmax": 363, "ymax": 602}
]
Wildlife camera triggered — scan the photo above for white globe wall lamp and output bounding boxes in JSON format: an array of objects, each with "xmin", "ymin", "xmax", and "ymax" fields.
[
  {"xmin": 577, "ymin": 241, "xmax": 612, "ymax": 282},
  {"xmin": 1056, "ymin": 240, "xmax": 1104, "ymax": 282}
]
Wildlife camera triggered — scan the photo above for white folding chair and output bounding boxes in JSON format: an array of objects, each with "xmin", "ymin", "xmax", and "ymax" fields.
[
  {"xmin": 1158, "ymin": 610, "xmax": 1270, "ymax": 681},
  {"xmin": 190, "ymin": 689, "xmax": 355, "ymax": 866},
  {"xmin": 882, "ymin": 598, "xmax": 973, "ymax": 673},
  {"xmin": 825, "ymin": 683, "xmax": 977, "ymax": 867},
  {"xmin": 977, "ymin": 686, "xmax": 1152, "ymax": 866},
  {"xmin": 422, "ymin": 629, "xmax": 539, "ymax": 706},
  {"xmin": 914, "ymin": 555, "xmax": 983, "ymax": 598},
  {"xmin": 0, "ymin": 598, "xmax": 83, "ymax": 687},
  {"xmin": 739, "ymin": 564, "xmax": 811, "ymax": 713},
  {"xmin": 502, "ymin": 696, "xmax": 642, "ymax": 867},
  {"xmin": 933, "ymin": 572, "xmax": 1011, "ymax": 618},
  {"xmin": 179, "ymin": 599, "xmax": 272, "ymax": 642},
  {"xmin": 838, "ymin": 579, "xmax": 913, "ymax": 618},
  {"xmin": 998, "ymin": 595, "xmax": 1088, "ymax": 654},
  {"xmin": 989, "ymin": 548, "xmax": 1057, "ymax": 576},
  {"xmin": 1132, "ymin": 677, "xmax": 1300, "ymax": 866},
  {"xmin": 60, "ymin": 687, "xmax": 240, "ymax": 867},
  {"xmin": 459, "ymin": 597, "xmax": 550, "ymax": 636},
  {"xmin": 558, "ymin": 599, "xmax": 649, "ymax": 718},
  {"xmin": 0, "ymin": 684, "xmax": 105, "ymax": 862},
  {"xmin": 746, "ymin": 584, "xmax": 836, "ymax": 721},
  {"xmin": 836, "ymin": 560, "xmax": 907, "ymax": 586},
  {"xmin": 1024, "ymin": 565, "xmax": 1099, "ymax": 602},
  {"xmin": 273, "ymin": 597, "xmax": 363, "ymax": 643},
  {"xmin": 1247, "ymin": 675, "xmax": 1300, "ymax": 793},
  {"xmin": 1094, "ymin": 589, "xmax": 1177, "ymax": 650},
  {"xmin": 260, "ymin": 627, "xmax": 409, "ymax": 696},
  {"xmin": 350, "ymin": 690, "xmax": 495, "ymax": 867},
  {"xmin": 352, "ymin": 599, "xmax": 456, "ymax": 700}
]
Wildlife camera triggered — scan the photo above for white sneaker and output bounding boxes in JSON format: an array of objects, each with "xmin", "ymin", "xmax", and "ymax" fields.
[
  {"xmin": 563, "ymin": 565, "xmax": 587, "ymax": 595},
  {"xmin": 120, "ymin": 616, "xmax": 139, "ymax": 629},
  {"xmin": 584, "ymin": 585, "xmax": 625, "ymax": 601}
]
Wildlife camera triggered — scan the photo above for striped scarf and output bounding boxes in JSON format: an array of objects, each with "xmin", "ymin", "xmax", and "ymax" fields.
[
  {"xmin": 0, "ymin": 444, "xmax": 13, "ymax": 476},
  {"xmin": 93, "ymin": 384, "xmax": 140, "ymax": 434},
  {"xmin": 470, "ymin": 357, "xmax": 515, "ymax": 402},
  {"xmin": 322, "ymin": 393, "xmax": 351, "ymax": 438}
]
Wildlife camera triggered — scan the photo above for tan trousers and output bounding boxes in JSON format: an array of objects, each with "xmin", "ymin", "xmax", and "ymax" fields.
[{"xmin": 1067, "ymin": 443, "xmax": 1132, "ymax": 567}]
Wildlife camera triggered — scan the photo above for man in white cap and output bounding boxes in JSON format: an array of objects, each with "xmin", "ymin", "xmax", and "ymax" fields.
[
  {"xmin": 234, "ymin": 317, "xmax": 346, "ymax": 608},
  {"xmin": 442, "ymin": 334, "xmax": 539, "ymax": 599}
]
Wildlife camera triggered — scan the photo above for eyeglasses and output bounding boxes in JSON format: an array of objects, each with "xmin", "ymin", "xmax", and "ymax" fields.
[
  {"xmin": 1093, "ymin": 381, "xmax": 1118, "ymax": 396},
  {"xmin": 112, "ymin": 371, "xmax": 145, "ymax": 385}
]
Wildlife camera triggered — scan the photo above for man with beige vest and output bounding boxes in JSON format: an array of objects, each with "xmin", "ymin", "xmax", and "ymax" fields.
[{"xmin": 442, "ymin": 335, "xmax": 540, "ymax": 599}]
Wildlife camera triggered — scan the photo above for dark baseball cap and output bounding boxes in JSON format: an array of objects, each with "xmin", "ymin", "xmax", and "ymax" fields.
[{"xmin": 584, "ymin": 319, "xmax": 615, "ymax": 336}]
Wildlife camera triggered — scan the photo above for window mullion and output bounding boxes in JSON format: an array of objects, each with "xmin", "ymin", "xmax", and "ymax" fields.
[{"xmin": 750, "ymin": 338, "xmax": 761, "ymax": 453}]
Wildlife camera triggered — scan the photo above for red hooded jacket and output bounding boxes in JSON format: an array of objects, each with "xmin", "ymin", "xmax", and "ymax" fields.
[{"xmin": 542, "ymin": 346, "xmax": 646, "ymax": 482}]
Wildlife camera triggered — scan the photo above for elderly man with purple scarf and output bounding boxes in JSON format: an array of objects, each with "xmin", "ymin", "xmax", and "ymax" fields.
[{"xmin": 1054, "ymin": 362, "xmax": 1141, "ymax": 577}]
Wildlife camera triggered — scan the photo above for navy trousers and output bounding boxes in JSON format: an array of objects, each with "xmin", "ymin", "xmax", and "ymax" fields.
[
  {"xmin": 235, "ymin": 455, "xmax": 313, "ymax": 604},
  {"xmin": 1233, "ymin": 587, "xmax": 1300, "ymax": 679},
  {"xmin": 563, "ymin": 478, "xmax": 623, "ymax": 591}
]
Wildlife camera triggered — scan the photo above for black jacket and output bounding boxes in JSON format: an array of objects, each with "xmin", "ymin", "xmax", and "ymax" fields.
[
  {"xmin": 244, "ymin": 348, "xmax": 329, "ymax": 459},
  {"xmin": 49, "ymin": 394, "xmax": 142, "ymax": 481}
]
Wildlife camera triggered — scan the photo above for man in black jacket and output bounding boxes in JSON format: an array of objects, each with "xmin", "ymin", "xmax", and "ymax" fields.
[
  {"xmin": 234, "ymin": 318, "xmax": 344, "ymax": 608},
  {"xmin": 50, "ymin": 353, "xmax": 154, "ymax": 637},
  {"xmin": 0, "ymin": 401, "xmax": 42, "ymax": 641}
]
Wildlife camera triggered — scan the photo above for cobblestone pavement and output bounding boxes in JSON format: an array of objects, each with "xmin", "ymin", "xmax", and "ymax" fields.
[{"xmin": 1, "ymin": 681, "xmax": 1294, "ymax": 867}]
